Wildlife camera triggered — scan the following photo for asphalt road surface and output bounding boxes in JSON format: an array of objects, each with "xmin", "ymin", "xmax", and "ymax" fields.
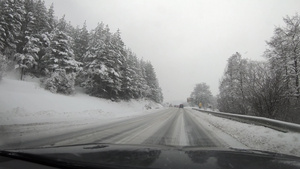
[
  {"xmin": 50, "ymin": 108, "xmax": 236, "ymax": 148},
  {"xmin": 2, "ymin": 108, "xmax": 246, "ymax": 149}
]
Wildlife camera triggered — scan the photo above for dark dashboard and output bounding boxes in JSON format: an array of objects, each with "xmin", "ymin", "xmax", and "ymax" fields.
[{"xmin": 1, "ymin": 144, "xmax": 300, "ymax": 169}]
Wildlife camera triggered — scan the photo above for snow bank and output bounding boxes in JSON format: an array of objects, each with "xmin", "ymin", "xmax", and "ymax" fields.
[
  {"xmin": 0, "ymin": 78, "xmax": 162, "ymax": 125},
  {"xmin": 190, "ymin": 109, "xmax": 300, "ymax": 157}
]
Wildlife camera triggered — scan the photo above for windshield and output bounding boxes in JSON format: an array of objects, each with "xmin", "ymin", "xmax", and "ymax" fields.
[{"xmin": 0, "ymin": 0, "xmax": 300, "ymax": 160}]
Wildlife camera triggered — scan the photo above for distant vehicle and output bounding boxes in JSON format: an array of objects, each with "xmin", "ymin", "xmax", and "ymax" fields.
[{"xmin": 179, "ymin": 104, "xmax": 184, "ymax": 108}]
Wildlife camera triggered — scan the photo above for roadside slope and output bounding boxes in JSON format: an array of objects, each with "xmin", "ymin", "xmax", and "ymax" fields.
[
  {"xmin": 0, "ymin": 77, "xmax": 163, "ymax": 148},
  {"xmin": 0, "ymin": 78, "xmax": 162, "ymax": 125}
]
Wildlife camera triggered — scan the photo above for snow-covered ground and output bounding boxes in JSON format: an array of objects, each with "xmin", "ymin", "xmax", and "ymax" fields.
[
  {"xmin": 0, "ymin": 77, "xmax": 162, "ymax": 126},
  {"xmin": 0, "ymin": 77, "xmax": 163, "ymax": 147},
  {"xmin": 189, "ymin": 109, "xmax": 300, "ymax": 157},
  {"xmin": 1, "ymin": 77, "xmax": 300, "ymax": 157}
]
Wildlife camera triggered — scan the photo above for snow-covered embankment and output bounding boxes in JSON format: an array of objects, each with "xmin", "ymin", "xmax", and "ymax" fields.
[{"xmin": 0, "ymin": 77, "xmax": 162, "ymax": 147}]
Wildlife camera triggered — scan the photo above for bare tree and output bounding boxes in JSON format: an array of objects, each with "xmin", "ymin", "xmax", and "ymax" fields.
[
  {"xmin": 244, "ymin": 61, "xmax": 287, "ymax": 119},
  {"xmin": 265, "ymin": 14, "xmax": 300, "ymax": 99},
  {"xmin": 218, "ymin": 52, "xmax": 249, "ymax": 114}
]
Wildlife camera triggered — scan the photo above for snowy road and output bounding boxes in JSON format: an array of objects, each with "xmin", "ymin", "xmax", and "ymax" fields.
[
  {"xmin": 35, "ymin": 107, "xmax": 300, "ymax": 157},
  {"xmin": 0, "ymin": 107, "xmax": 252, "ymax": 150},
  {"xmin": 1, "ymin": 78, "xmax": 299, "ymax": 157},
  {"xmin": 3, "ymin": 107, "xmax": 300, "ymax": 157},
  {"xmin": 47, "ymin": 108, "xmax": 245, "ymax": 148},
  {"xmin": 1, "ymin": 108, "xmax": 246, "ymax": 149},
  {"xmin": 0, "ymin": 78, "xmax": 245, "ymax": 149}
]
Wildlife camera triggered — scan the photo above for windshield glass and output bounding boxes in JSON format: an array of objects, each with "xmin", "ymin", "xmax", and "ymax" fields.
[{"xmin": 0, "ymin": 0, "xmax": 300, "ymax": 159}]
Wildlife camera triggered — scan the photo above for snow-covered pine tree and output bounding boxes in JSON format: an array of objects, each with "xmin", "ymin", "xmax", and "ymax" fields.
[
  {"xmin": 21, "ymin": 32, "xmax": 51, "ymax": 77},
  {"xmin": 43, "ymin": 16, "xmax": 80, "ymax": 74},
  {"xmin": 33, "ymin": 0, "xmax": 50, "ymax": 33},
  {"xmin": 72, "ymin": 21, "xmax": 89, "ymax": 62},
  {"xmin": 135, "ymin": 59, "xmax": 150, "ymax": 99},
  {"xmin": 46, "ymin": 3, "xmax": 55, "ymax": 32},
  {"xmin": 143, "ymin": 61, "xmax": 163, "ymax": 103},
  {"xmin": 0, "ymin": 0, "xmax": 24, "ymax": 55},
  {"xmin": 43, "ymin": 69, "xmax": 76, "ymax": 95},
  {"xmin": 56, "ymin": 15, "xmax": 76, "ymax": 38},
  {"xmin": 0, "ymin": 53, "xmax": 7, "ymax": 80},
  {"xmin": 82, "ymin": 23, "xmax": 124, "ymax": 100},
  {"xmin": 23, "ymin": 1, "xmax": 57, "ymax": 77},
  {"xmin": 81, "ymin": 22, "xmax": 108, "ymax": 97},
  {"xmin": 14, "ymin": 0, "xmax": 41, "ymax": 79},
  {"xmin": 0, "ymin": 0, "xmax": 56, "ymax": 79},
  {"xmin": 104, "ymin": 28, "xmax": 125, "ymax": 100},
  {"xmin": 16, "ymin": 0, "xmax": 35, "ymax": 54},
  {"xmin": 41, "ymin": 27, "xmax": 80, "ymax": 94},
  {"xmin": 14, "ymin": 52, "xmax": 37, "ymax": 80},
  {"xmin": 120, "ymin": 49, "xmax": 140, "ymax": 99},
  {"xmin": 0, "ymin": 1, "xmax": 164, "ymax": 101}
]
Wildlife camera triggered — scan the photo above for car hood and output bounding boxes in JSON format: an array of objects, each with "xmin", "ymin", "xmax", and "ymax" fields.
[{"xmin": 1, "ymin": 144, "xmax": 300, "ymax": 169}]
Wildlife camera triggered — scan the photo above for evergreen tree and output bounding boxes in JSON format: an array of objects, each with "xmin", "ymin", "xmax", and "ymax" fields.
[
  {"xmin": 43, "ymin": 69, "xmax": 76, "ymax": 95},
  {"xmin": 81, "ymin": 23, "xmax": 109, "ymax": 98},
  {"xmin": 82, "ymin": 23, "xmax": 125, "ymax": 100},
  {"xmin": 23, "ymin": 32, "xmax": 51, "ymax": 77},
  {"xmin": 44, "ymin": 29, "xmax": 79, "ymax": 73},
  {"xmin": 104, "ymin": 27, "xmax": 125, "ymax": 99},
  {"xmin": 33, "ymin": 0, "xmax": 50, "ymax": 33},
  {"xmin": 144, "ymin": 61, "xmax": 163, "ymax": 103},
  {"xmin": 41, "ymin": 28, "xmax": 80, "ymax": 94},
  {"xmin": 73, "ymin": 21, "xmax": 89, "ymax": 62},
  {"xmin": 46, "ymin": 3, "xmax": 55, "ymax": 32},
  {"xmin": 120, "ymin": 49, "xmax": 141, "ymax": 99},
  {"xmin": 16, "ymin": 0, "xmax": 35, "ymax": 54},
  {"xmin": 0, "ymin": 0, "xmax": 164, "ymax": 101},
  {"xmin": 0, "ymin": 0, "xmax": 24, "ymax": 54},
  {"xmin": 0, "ymin": 53, "xmax": 7, "ymax": 80},
  {"xmin": 14, "ymin": 52, "xmax": 37, "ymax": 80}
]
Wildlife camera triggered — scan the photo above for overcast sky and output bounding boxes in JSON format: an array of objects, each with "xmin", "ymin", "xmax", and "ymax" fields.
[{"xmin": 45, "ymin": 0, "xmax": 300, "ymax": 103}]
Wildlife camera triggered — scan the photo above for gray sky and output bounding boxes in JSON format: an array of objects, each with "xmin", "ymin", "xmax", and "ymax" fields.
[{"xmin": 45, "ymin": 0, "xmax": 300, "ymax": 103}]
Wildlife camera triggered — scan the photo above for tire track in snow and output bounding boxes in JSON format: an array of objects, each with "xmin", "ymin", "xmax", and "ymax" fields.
[
  {"xmin": 20, "ymin": 108, "xmax": 240, "ymax": 148},
  {"xmin": 183, "ymin": 109, "xmax": 223, "ymax": 147},
  {"xmin": 52, "ymin": 108, "xmax": 175, "ymax": 146},
  {"xmin": 142, "ymin": 109, "xmax": 180, "ymax": 145},
  {"xmin": 165, "ymin": 109, "xmax": 188, "ymax": 146},
  {"xmin": 188, "ymin": 109, "xmax": 248, "ymax": 149},
  {"xmin": 178, "ymin": 110, "xmax": 188, "ymax": 145}
]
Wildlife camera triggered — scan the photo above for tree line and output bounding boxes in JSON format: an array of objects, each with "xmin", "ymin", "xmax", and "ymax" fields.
[
  {"xmin": 0, "ymin": 0, "xmax": 163, "ymax": 103},
  {"xmin": 218, "ymin": 14, "xmax": 300, "ymax": 123},
  {"xmin": 189, "ymin": 14, "xmax": 299, "ymax": 124}
]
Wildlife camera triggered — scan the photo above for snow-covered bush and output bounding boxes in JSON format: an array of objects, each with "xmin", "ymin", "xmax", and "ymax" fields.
[
  {"xmin": 0, "ymin": 54, "xmax": 7, "ymax": 80},
  {"xmin": 42, "ymin": 70, "xmax": 76, "ymax": 95}
]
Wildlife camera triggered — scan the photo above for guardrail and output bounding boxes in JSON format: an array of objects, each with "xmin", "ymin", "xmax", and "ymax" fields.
[{"xmin": 192, "ymin": 108, "xmax": 300, "ymax": 133}]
